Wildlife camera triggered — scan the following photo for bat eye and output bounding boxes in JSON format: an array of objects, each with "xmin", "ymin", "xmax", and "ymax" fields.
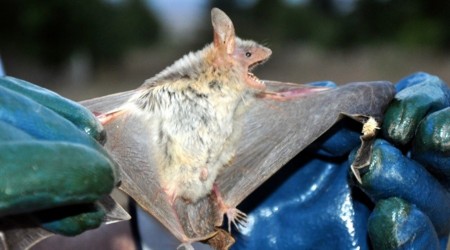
[{"xmin": 245, "ymin": 52, "xmax": 252, "ymax": 57}]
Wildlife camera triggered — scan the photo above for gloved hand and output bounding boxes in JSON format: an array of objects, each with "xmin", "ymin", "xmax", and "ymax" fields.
[
  {"xmin": 232, "ymin": 81, "xmax": 373, "ymax": 249},
  {"xmin": 232, "ymin": 73, "xmax": 450, "ymax": 250},
  {"xmin": 353, "ymin": 72, "xmax": 450, "ymax": 250},
  {"xmin": 0, "ymin": 76, "xmax": 118, "ymax": 236}
]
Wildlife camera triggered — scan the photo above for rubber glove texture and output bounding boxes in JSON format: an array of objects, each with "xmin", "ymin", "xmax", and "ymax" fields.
[
  {"xmin": 232, "ymin": 81, "xmax": 372, "ymax": 250},
  {"xmin": 354, "ymin": 72, "xmax": 450, "ymax": 250},
  {"xmin": 0, "ymin": 76, "xmax": 117, "ymax": 235},
  {"xmin": 233, "ymin": 73, "xmax": 450, "ymax": 250}
]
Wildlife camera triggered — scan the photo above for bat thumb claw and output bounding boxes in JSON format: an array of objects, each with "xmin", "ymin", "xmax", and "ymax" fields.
[{"xmin": 96, "ymin": 108, "xmax": 125, "ymax": 125}]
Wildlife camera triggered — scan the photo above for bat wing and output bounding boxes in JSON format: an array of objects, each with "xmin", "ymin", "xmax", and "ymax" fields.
[
  {"xmin": 218, "ymin": 81, "xmax": 395, "ymax": 206},
  {"xmin": 81, "ymin": 81, "xmax": 395, "ymax": 247},
  {"xmin": 80, "ymin": 90, "xmax": 135, "ymax": 114},
  {"xmin": 82, "ymin": 91, "xmax": 219, "ymax": 243}
]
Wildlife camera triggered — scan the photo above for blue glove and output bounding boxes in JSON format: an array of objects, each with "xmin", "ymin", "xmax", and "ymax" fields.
[
  {"xmin": 232, "ymin": 81, "xmax": 372, "ymax": 249},
  {"xmin": 353, "ymin": 72, "xmax": 450, "ymax": 250},
  {"xmin": 232, "ymin": 73, "xmax": 450, "ymax": 250},
  {"xmin": 0, "ymin": 76, "xmax": 118, "ymax": 236}
]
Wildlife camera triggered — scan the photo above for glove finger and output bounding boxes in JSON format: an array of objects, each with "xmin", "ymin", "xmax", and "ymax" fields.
[
  {"xmin": 0, "ymin": 85, "xmax": 97, "ymax": 147},
  {"xmin": 33, "ymin": 203, "xmax": 106, "ymax": 236},
  {"xmin": 0, "ymin": 85, "xmax": 119, "ymax": 181},
  {"xmin": 368, "ymin": 197, "xmax": 440, "ymax": 250},
  {"xmin": 395, "ymin": 72, "xmax": 444, "ymax": 92},
  {"xmin": 234, "ymin": 157, "xmax": 370, "ymax": 249},
  {"xmin": 0, "ymin": 141, "xmax": 115, "ymax": 217},
  {"xmin": 412, "ymin": 107, "xmax": 450, "ymax": 190},
  {"xmin": 350, "ymin": 139, "xmax": 450, "ymax": 236},
  {"xmin": 382, "ymin": 73, "xmax": 450, "ymax": 145},
  {"xmin": 0, "ymin": 76, "xmax": 105, "ymax": 144},
  {"xmin": 0, "ymin": 121, "xmax": 34, "ymax": 141},
  {"xmin": 306, "ymin": 81, "xmax": 337, "ymax": 88}
]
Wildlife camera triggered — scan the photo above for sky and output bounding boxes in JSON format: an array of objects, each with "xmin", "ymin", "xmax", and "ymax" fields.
[
  {"xmin": 146, "ymin": 0, "xmax": 209, "ymax": 40},
  {"xmin": 145, "ymin": 0, "xmax": 356, "ymax": 40}
]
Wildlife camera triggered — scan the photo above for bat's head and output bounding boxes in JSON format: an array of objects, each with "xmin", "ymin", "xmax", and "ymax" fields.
[{"xmin": 211, "ymin": 8, "xmax": 272, "ymax": 91}]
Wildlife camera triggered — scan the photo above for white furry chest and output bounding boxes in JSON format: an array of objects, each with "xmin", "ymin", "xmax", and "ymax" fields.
[{"xmin": 129, "ymin": 87, "xmax": 245, "ymax": 202}]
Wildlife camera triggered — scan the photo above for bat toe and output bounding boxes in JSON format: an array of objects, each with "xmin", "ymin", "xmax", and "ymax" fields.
[{"xmin": 226, "ymin": 208, "xmax": 248, "ymax": 232}]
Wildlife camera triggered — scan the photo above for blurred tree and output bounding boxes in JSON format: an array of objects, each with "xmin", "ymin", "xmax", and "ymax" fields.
[
  {"xmin": 208, "ymin": 0, "xmax": 450, "ymax": 50},
  {"xmin": 0, "ymin": 0, "xmax": 160, "ymax": 67},
  {"xmin": 336, "ymin": 0, "xmax": 450, "ymax": 49},
  {"xmin": 3, "ymin": 0, "xmax": 449, "ymax": 71}
]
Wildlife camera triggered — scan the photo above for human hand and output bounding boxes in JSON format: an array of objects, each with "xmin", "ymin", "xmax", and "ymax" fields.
[
  {"xmin": 232, "ymin": 81, "xmax": 376, "ymax": 249},
  {"xmin": 353, "ymin": 72, "xmax": 450, "ymax": 249},
  {"xmin": 233, "ymin": 73, "xmax": 450, "ymax": 250},
  {"xmin": 0, "ymin": 76, "xmax": 118, "ymax": 236}
]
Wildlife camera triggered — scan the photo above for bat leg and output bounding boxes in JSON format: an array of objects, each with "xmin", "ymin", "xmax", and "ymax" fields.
[
  {"xmin": 213, "ymin": 184, "xmax": 248, "ymax": 232},
  {"xmin": 261, "ymin": 87, "xmax": 330, "ymax": 101},
  {"xmin": 163, "ymin": 186, "xmax": 178, "ymax": 205}
]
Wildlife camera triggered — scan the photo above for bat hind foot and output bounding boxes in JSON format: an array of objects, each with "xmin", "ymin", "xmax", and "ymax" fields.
[
  {"xmin": 226, "ymin": 208, "xmax": 248, "ymax": 232},
  {"xmin": 212, "ymin": 184, "xmax": 248, "ymax": 232}
]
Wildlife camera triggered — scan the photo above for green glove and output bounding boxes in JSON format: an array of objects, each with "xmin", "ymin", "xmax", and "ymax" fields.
[
  {"xmin": 356, "ymin": 72, "xmax": 450, "ymax": 249},
  {"xmin": 0, "ymin": 76, "xmax": 118, "ymax": 235}
]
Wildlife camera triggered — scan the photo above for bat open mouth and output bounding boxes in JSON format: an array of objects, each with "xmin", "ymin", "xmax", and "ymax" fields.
[
  {"xmin": 247, "ymin": 58, "xmax": 267, "ymax": 90},
  {"xmin": 244, "ymin": 46, "xmax": 271, "ymax": 91},
  {"xmin": 247, "ymin": 72, "xmax": 265, "ymax": 90}
]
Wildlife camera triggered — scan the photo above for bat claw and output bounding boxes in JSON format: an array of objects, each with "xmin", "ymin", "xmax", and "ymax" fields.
[
  {"xmin": 212, "ymin": 184, "xmax": 248, "ymax": 232},
  {"xmin": 177, "ymin": 243, "xmax": 194, "ymax": 250},
  {"xmin": 96, "ymin": 109, "xmax": 125, "ymax": 125},
  {"xmin": 226, "ymin": 208, "xmax": 248, "ymax": 232}
]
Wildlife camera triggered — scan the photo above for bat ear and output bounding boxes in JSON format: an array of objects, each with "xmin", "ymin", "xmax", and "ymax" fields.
[{"xmin": 211, "ymin": 8, "xmax": 235, "ymax": 55}]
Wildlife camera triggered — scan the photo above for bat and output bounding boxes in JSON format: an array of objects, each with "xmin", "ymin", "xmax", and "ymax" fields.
[
  {"xmin": 80, "ymin": 8, "xmax": 395, "ymax": 249},
  {"xmin": 0, "ymin": 7, "xmax": 395, "ymax": 250}
]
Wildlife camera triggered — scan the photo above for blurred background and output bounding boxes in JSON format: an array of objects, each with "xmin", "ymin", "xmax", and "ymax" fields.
[{"xmin": 1, "ymin": 0, "xmax": 450, "ymax": 100}]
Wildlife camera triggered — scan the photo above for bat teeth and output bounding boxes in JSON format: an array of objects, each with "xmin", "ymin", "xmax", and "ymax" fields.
[{"xmin": 247, "ymin": 72, "xmax": 264, "ymax": 85}]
